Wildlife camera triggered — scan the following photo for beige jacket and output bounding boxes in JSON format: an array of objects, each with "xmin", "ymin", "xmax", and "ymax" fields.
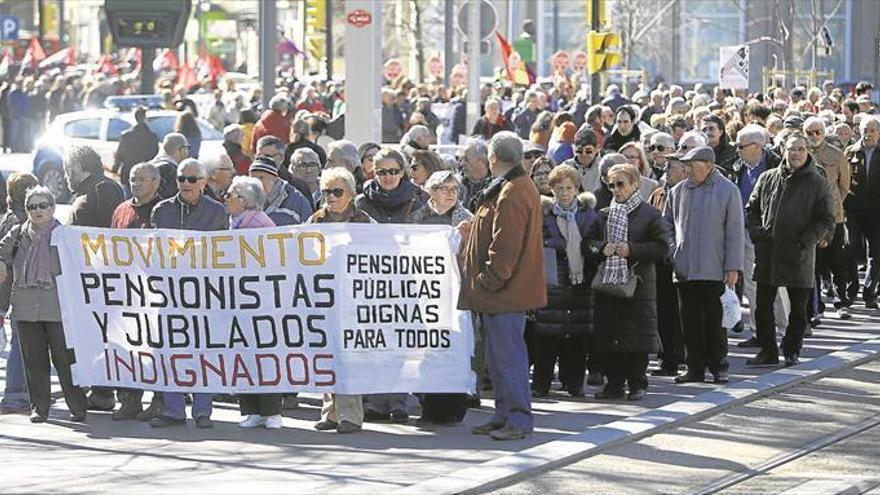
[{"xmin": 811, "ymin": 141, "xmax": 850, "ymax": 224}]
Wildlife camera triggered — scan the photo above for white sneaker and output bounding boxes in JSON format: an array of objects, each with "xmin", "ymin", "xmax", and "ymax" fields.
[
  {"xmin": 239, "ymin": 414, "xmax": 264, "ymax": 428},
  {"xmin": 264, "ymin": 415, "xmax": 283, "ymax": 429}
]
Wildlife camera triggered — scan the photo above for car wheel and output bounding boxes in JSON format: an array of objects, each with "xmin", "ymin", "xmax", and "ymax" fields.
[{"xmin": 39, "ymin": 164, "xmax": 71, "ymax": 204}]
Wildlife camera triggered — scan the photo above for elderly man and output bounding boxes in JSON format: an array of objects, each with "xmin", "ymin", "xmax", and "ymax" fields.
[
  {"xmin": 844, "ymin": 116, "xmax": 880, "ymax": 308},
  {"xmin": 256, "ymin": 135, "xmax": 314, "ymax": 208},
  {"xmin": 647, "ymin": 132, "xmax": 676, "ymax": 180},
  {"xmin": 664, "ymin": 146, "xmax": 744, "ymax": 384},
  {"xmin": 252, "ymin": 94, "xmax": 291, "ymax": 153},
  {"xmin": 804, "ymin": 117, "xmax": 851, "ymax": 319},
  {"xmin": 283, "ymin": 118, "xmax": 327, "ymax": 169},
  {"xmin": 325, "ymin": 139, "xmax": 367, "ymax": 193},
  {"xmin": 746, "ymin": 133, "xmax": 835, "ymax": 367},
  {"xmin": 203, "ymin": 153, "xmax": 236, "ymax": 203},
  {"xmin": 109, "ymin": 162, "xmax": 163, "ymax": 420},
  {"xmin": 459, "ymin": 138, "xmax": 492, "ymax": 212},
  {"xmin": 512, "ymin": 90, "xmax": 540, "ymax": 139},
  {"xmin": 561, "ymin": 126, "xmax": 601, "ymax": 192},
  {"xmin": 732, "ymin": 125, "xmax": 789, "ymax": 348},
  {"xmin": 289, "ymin": 148, "xmax": 322, "ymax": 206},
  {"xmin": 149, "ymin": 159, "xmax": 227, "ymax": 428},
  {"xmin": 460, "ymin": 131, "xmax": 546, "ymax": 441},
  {"xmin": 249, "ymin": 155, "xmax": 313, "ymax": 226},
  {"xmin": 151, "ymin": 133, "xmax": 190, "ymax": 199}
]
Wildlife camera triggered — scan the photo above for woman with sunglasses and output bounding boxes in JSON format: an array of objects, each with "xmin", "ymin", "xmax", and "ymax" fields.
[
  {"xmin": 355, "ymin": 148, "xmax": 428, "ymax": 424},
  {"xmin": 307, "ymin": 168, "xmax": 373, "ymax": 434},
  {"xmin": 0, "ymin": 186, "xmax": 88, "ymax": 423},
  {"xmin": 585, "ymin": 163, "xmax": 669, "ymax": 401}
]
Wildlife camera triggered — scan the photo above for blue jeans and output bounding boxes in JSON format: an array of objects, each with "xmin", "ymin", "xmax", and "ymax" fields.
[
  {"xmin": 163, "ymin": 392, "xmax": 212, "ymax": 420},
  {"xmin": 1, "ymin": 321, "xmax": 29, "ymax": 407},
  {"xmin": 482, "ymin": 312, "xmax": 532, "ymax": 431}
]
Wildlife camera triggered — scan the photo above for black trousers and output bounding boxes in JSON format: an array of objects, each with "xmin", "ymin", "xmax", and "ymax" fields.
[
  {"xmin": 755, "ymin": 284, "xmax": 811, "ymax": 357},
  {"xmin": 656, "ymin": 263, "xmax": 684, "ymax": 369},
  {"xmin": 17, "ymin": 321, "xmax": 87, "ymax": 416},
  {"xmin": 419, "ymin": 393, "xmax": 468, "ymax": 423},
  {"xmin": 604, "ymin": 352, "xmax": 648, "ymax": 392},
  {"xmin": 677, "ymin": 281, "xmax": 728, "ymax": 373},
  {"xmin": 816, "ymin": 223, "xmax": 852, "ymax": 308},
  {"xmin": 238, "ymin": 394, "xmax": 282, "ymax": 416},
  {"xmin": 847, "ymin": 210, "xmax": 880, "ymax": 302},
  {"xmin": 530, "ymin": 332, "xmax": 589, "ymax": 393}
]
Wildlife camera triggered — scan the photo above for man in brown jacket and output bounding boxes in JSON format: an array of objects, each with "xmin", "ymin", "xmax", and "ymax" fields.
[
  {"xmin": 805, "ymin": 117, "xmax": 852, "ymax": 319},
  {"xmin": 459, "ymin": 131, "xmax": 547, "ymax": 441}
]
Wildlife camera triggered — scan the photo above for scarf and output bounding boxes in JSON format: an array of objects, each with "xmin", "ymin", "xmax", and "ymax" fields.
[
  {"xmin": 21, "ymin": 219, "xmax": 60, "ymax": 289},
  {"xmin": 363, "ymin": 178, "xmax": 421, "ymax": 212},
  {"xmin": 553, "ymin": 201, "xmax": 585, "ymax": 285},
  {"xmin": 603, "ymin": 191, "xmax": 642, "ymax": 284}
]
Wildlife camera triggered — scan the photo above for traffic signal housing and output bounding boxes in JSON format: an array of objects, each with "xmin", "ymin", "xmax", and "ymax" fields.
[
  {"xmin": 587, "ymin": 30, "xmax": 621, "ymax": 74},
  {"xmin": 305, "ymin": 0, "xmax": 326, "ymax": 33}
]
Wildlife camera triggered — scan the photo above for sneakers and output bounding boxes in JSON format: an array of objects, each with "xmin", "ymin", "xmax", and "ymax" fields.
[
  {"xmin": 239, "ymin": 414, "xmax": 264, "ymax": 428},
  {"xmin": 29, "ymin": 411, "xmax": 48, "ymax": 423},
  {"xmin": 264, "ymin": 415, "xmax": 283, "ymax": 429},
  {"xmin": 839, "ymin": 307, "xmax": 852, "ymax": 320},
  {"xmin": 746, "ymin": 351, "xmax": 780, "ymax": 367},
  {"xmin": 390, "ymin": 410, "xmax": 409, "ymax": 424},
  {"xmin": 490, "ymin": 425, "xmax": 530, "ymax": 441},
  {"xmin": 137, "ymin": 396, "xmax": 164, "ymax": 422},
  {"xmin": 784, "ymin": 353, "xmax": 800, "ymax": 367},
  {"xmin": 471, "ymin": 421, "xmax": 504, "ymax": 435},
  {"xmin": 336, "ymin": 420, "xmax": 361, "ymax": 434},
  {"xmin": 674, "ymin": 371, "xmax": 706, "ymax": 384},
  {"xmin": 195, "ymin": 416, "xmax": 214, "ymax": 429},
  {"xmin": 737, "ymin": 336, "xmax": 761, "ymax": 348},
  {"xmin": 711, "ymin": 370, "xmax": 729, "ymax": 384}
]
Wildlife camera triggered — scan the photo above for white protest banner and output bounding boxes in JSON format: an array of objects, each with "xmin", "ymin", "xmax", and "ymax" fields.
[
  {"xmin": 53, "ymin": 223, "xmax": 475, "ymax": 395},
  {"xmin": 719, "ymin": 45, "xmax": 749, "ymax": 90}
]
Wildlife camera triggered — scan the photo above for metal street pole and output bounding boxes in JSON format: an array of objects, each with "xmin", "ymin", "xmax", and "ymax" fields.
[
  {"xmin": 466, "ymin": 0, "xmax": 481, "ymax": 138},
  {"xmin": 58, "ymin": 0, "xmax": 65, "ymax": 48},
  {"xmin": 535, "ymin": 0, "xmax": 545, "ymax": 77},
  {"xmin": 326, "ymin": 0, "xmax": 333, "ymax": 79},
  {"xmin": 37, "ymin": 0, "xmax": 45, "ymax": 43},
  {"xmin": 259, "ymin": 0, "xmax": 277, "ymax": 109},
  {"xmin": 590, "ymin": 0, "xmax": 601, "ymax": 104},
  {"xmin": 444, "ymin": 0, "xmax": 453, "ymax": 85},
  {"xmin": 140, "ymin": 47, "xmax": 156, "ymax": 94},
  {"xmin": 344, "ymin": 0, "xmax": 382, "ymax": 144}
]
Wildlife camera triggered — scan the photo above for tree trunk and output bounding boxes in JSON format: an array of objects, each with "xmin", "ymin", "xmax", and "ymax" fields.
[{"xmin": 413, "ymin": 0, "xmax": 426, "ymax": 82}]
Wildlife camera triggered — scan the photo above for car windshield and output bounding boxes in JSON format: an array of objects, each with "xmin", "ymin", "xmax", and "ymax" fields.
[{"xmin": 145, "ymin": 115, "xmax": 223, "ymax": 140}]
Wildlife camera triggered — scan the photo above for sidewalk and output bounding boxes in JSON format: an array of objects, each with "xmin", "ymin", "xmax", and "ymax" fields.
[{"xmin": 1, "ymin": 305, "xmax": 879, "ymax": 494}]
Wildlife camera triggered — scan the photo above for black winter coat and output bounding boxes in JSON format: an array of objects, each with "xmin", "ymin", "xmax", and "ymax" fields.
[
  {"xmin": 69, "ymin": 173, "xmax": 125, "ymax": 228},
  {"xmin": 114, "ymin": 122, "xmax": 159, "ymax": 186},
  {"xmin": 585, "ymin": 201, "xmax": 669, "ymax": 354},
  {"xmin": 745, "ymin": 158, "xmax": 836, "ymax": 288}
]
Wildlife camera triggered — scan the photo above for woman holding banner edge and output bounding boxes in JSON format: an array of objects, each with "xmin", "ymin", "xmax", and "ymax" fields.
[{"xmin": 308, "ymin": 167, "xmax": 374, "ymax": 434}]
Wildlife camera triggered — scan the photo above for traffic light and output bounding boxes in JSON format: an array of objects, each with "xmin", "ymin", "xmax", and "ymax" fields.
[
  {"xmin": 306, "ymin": 34, "xmax": 326, "ymax": 59},
  {"xmin": 305, "ymin": 0, "xmax": 326, "ymax": 33},
  {"xmin": 586, "ymin": 0, "xmax": 607, "ymax": 28},
  {"xmin": 587, "ymin": 30, "xmax": 621, "ymax": 74}
]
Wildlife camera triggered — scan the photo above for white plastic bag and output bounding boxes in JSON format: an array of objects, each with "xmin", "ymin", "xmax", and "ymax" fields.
[{"xmin": 721, "ymin": 286, "xmax": 741, "ymax": 329}]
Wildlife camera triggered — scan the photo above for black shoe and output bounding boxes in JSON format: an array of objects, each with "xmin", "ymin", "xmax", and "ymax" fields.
[
  {"xmin": 586, "ymin": 372, "xmax": 605, "ymax": 386},
  {"xmin": 838, "ymin": 307, "xmax": 852, "ymax": 320},
  {"xmin": 531, "ymin": 388, "xmax": 549, "ymax": 398},
  {"xmin": 314, "ymin": 420, "xmax": 338, "ymax": 431},
  {"xmin": 731, "ymin": 321, "xmax": 745, "ymax": 334},
  {"xmin": 737, "ymin": 336, "xmax": 761, "ymax": 348},
  {"xmin": 566, "ymin": 386, "xmax": 585, "ymax": 398},
  {"xmin": 746, "ymin": 351, "xmax": 780, "ymax": 367},
  {"xmin": 390, "ymin": 410, "xmax": 409, "ymax": 424},
  {"xmin": 149, "ymin": 415, "xmax": 186, "ymax": 427},
  {"xmin": 651, "ymin": 367, "xmax": 679, "ymax": 377},
  {"xmin": 137, "ymin": 396, "xmax": 163, "ymax": 422},
  {"xmin": 69, "ymin": 411, "xmax": 87, "ymax": 422},
  {"xmin": 86, "ymin": 392, "xmax": 115, "ymax": 411},
  {"xmin": 627, "ymin": 389, "xmax": 647, "ymax": 401},
  {"xmin": 804, "ymin": 326, "xmax": 813, "ymax": 337},
  {"xmin": 712, "ymin": 370, "xmax": 729, "ymax": 384},
  {"xmin": 464, "ymin": 395, "xmax": 481, "ymax": 408},
  {"xmin": 364, "ymin": 410, "xmax": 390, "ymax": 422},
  {"xmin": 784, "ymin": 353, "xmax": 800, "ymax": 367},
  {"xmin": 866, "ymin": 299, "xmax": 878, "ymax": 309},
  {"xmin": 195, "ymin": 416, "xmax": 214, "ymax": 429},
  {"xmin": 809, "ymin": 317, "xmax": 821, "ymax": 328},
  {"xmin": 674, "ymin": 371, "xmax": 706, "ymax": 383},
  {"xmin": 29, "ymin": 411, "xmax": 48, "ymax": 423},
  {"xmin": 336, "ymin": 420, "xmax": 361, "ymax": 434},
  {"xmin": 594, "ymin": 387, "xmax": 626, "ymax": 400},
  {"xmin": 112, "ymin": 400, "xmax": 143, "ymax": 421}
]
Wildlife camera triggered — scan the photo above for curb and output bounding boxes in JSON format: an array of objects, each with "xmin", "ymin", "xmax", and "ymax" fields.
[{"xmin": 397, "ymin": 338, "xmax": 880, "ymax": 495}]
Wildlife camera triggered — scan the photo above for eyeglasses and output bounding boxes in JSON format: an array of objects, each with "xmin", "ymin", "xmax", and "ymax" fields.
[
  {"xmin": 222, "ymin": 192, "xmax": 238, "ymax": 200},
  {"xmin": 130, "ymin": 177, "xmax": 157, "ymax": 184},
  {"xmin": 176, "ymin": 175, "xmax": 204, "ymax": 183},
  {"xmin": 294, "ymin": 163, "xmax": 320, "ymax": 170},
  {"xmin": 432, "ymin": 185, "xmax": 459, "ymax": 194},
  {"xmin": 26, "ymin": 202, "xmax": 52, "ymax": 211},
  {"xmin": 606, "ymin": 180, "xmax": 628, "ymax": 190},
  {"xmin": 525, "ymin": 151, "xmax": 545, "ymax": 159},
  {"xmin": 575, "ymin": 147, "xmax": 596, "ymax": 155},
  {"xmin": 321, "ymin": 188, "xmax": 346, "ymax": 198},
  {"xmin": 736, "ymin": 142, "xmax": 757, "ymax": 149},
  {"xmin": 648, "ymin": 145, "xmax": 668, "ymax": 152},
  {"xmin": 375, "ymin": 168, "xmax": 402, "ymax": 177},
  {"xmin": 179, "ymin": 145, "xmax": 192, "ymax": 152},
  {"xmin": 805, "ymin": 129, "xmax": 824, "ymax": 136}
]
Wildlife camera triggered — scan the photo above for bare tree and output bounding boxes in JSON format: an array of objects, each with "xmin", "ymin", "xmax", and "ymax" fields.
[{"xmin": 608, "ymin": 0, "xmax": 679, "ymax": 75}]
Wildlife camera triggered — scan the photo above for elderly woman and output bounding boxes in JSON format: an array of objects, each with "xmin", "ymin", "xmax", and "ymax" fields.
[
  {"xmin": 0, "ymin": 173, "xmax": 39, "ymax": 415},
  {"xmin": 289, "ymin": 148, "xmax": 322, "ymax": 206},
  {"xmin": 327, "ymin": 139, "xmax": 367, "ymax": 193},
  {"xmin": 0, "ymin": 186, "xmax": 88, "ymax": 422},
  {"xmin": 530, "ymin": 156, "xmax": 554, "ymax": 196},
  {"xmin": 619, "ymin": 142, "xmax": 652, "ymax": 178},
  {"xmin": 585, "ymin": 163, "xmax": 669, "ymax": 401},
  {"xmin": 603, "ymin": 106, "xmax": 641, "ymax": 152},
  {"xmin": 406, "ymin": 170, "xmax": 474, "ymax": 424},
  {"xmin": 532, "ymin": 165, "xmax": 599, "ymax": 397},
  {"xmin": 409, "ymin": 149, "xmax": 446, "ymax": 188},
  {"xmin": 308, "ymin": 168, "xmax": 372, "ymax": 434}
]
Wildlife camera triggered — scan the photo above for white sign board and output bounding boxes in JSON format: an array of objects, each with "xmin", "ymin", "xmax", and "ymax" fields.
[{"xmin": 719, "ymin": 45, "xmax": 749, "ymax": 90}]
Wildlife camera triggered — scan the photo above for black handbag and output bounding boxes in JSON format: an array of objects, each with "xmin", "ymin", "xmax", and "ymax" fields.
[{"xmin": 591, "ymin": 261, "xmax": 640, "ymax": 298}]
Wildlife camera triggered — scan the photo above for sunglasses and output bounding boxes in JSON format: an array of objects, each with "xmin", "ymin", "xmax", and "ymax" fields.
[
  {"xmin": 375, "ymin": 168, "xmax": 402, "ymax": 177},
  {"xmin": 678, "ymin": 145, "xmax": 690, "ymax": 152},
  {"xmin": 648, "ymin": 145, "xmax": 668, "ymax": 152},
  {"xmin": 606, "ymin": 180, "xmax": 628, "ymax": 190},
  {"xmin": 26, "ymin": 202, "xmax": 52, "ymax": 211},
  {"xmin": 176, "ymin": 175, "xmax": 203, "ymax": 183},
  {"xmin": 321, "ymin": 188, "xmax": 346, "ymax": 198},
  {"xmin": 525, "ymin": 151, "xmax": 545, "ymax": 159}
]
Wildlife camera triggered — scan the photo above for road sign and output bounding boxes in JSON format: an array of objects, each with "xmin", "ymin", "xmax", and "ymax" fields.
[
  {"xmin": 0, "ymin": 16, "xmax": 20, "ymax": 41},
  {"xmin": 456, "ymin": 0, "xmax": 497, "ymax": 40},
  {"xmin": 719, "ymin": 45, "xmax": 749, "ymax": 90},
  {"xmin": 384, "ymin": 58, "xmax": 403, "ymax": 81},
  {"xmin": 550, "ymin": 50, "xmax": 570, "ymax": 73},
  {"xmin": 347, "ymin": 9, "xmax": 372, "ymax": 28},
  {"xmin": 427, "ymin": 55, "xmax": 443, "ymax": 78}
]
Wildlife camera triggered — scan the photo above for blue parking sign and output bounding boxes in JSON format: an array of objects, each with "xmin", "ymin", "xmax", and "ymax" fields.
[{"xmin": 0, "ymin": 16, "xmax": 20, "ymax": 41}]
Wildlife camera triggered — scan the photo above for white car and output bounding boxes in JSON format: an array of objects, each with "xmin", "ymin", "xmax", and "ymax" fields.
[{"xmin": 33, "ymin": 107, "xmax": 224, "ymax": 202}]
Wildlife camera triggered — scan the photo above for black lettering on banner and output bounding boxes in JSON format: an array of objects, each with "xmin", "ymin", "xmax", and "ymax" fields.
[
  {"xmin": 122, "ymin": 312, "xmax": 142, "ymax": 346},
  {"xmin": 265, "ymin": 274, "xmax": 286, "ymax": 308},
  {"xmin": 228, "ymin": 318, "xmax": 249, "ymax": 348},
  {"xmin": 291, "ymin": 275, "xmax": 312, "ymax": 307},
  {"xmin": 80, "ymin": 273, "xmax": 99, "ymax": 304},
  {"xmin": 343, "ymin": 328, "xmax": 386, "ymax": 349},
  {"xmin": 313, "ymin": 274, "xmax": 335, "ymax": 307},
  {"xmin": 281, "ymin": 315, "xmax": 304, "ymax": 347},
  {"xmin": 307, "ymin": 315, "xmax": 327, "ymax": 348},
  {"xmin": 102, "ymin": 273, "xmax": 123, "ymax": 306},
  {"xmin": 92, "ymin": 311, "xmax": 109, "ymax": 343},
  {"xmin": 239, "ymin": 276, "xmax": 260, "ymax": 309},
  {"xmin": 168, "ymin": 314, "xmax": 190, "ymax": 348},
  {"xmin": 179, "ymin": 277, "xmax": 200, "ymax": 308},
  {"xmin": 147, "ymin": 276, "xmax": 168, "ymax": 307},
  {"xmin": 394, "ymin": 328, "xmax": 452, "ymax": 349},
  {"xmin": 253, "ymin": 315, "xmax": 278, "ymax": 348}
]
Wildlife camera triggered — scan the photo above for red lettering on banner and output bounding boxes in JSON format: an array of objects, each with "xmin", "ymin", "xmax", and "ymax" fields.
[
  {"xmin": 160, "ymin": 351, "xmax": 169, "ymax": 386},
  {"xmin": 286, "ymin": 353, "xmax": 309, "ymax": 385},
  {"xmin": 170, "ymin": 353, "xmax": 197, "ymax": 386},
  {"xmin": 314, "ymin": 353, "xmax": 336, "ymax": 386},
  {"xmin": 114, "ymin": 349, "xmax": 136, "ymax": 381},
  {"xmin": 200, "ymin": 354, "xmax": 227, "ymax": 386},
  {"xmin": 138, "ymin": 352, "xmax": 157, "ymax": 384},
  {"xmin": 104, "ymin": 348, "xmax": 111, "ymax": 380},
  {"xmin": 231, "ymin": 354, "xmax": 255, "ymax": 386},
  {"xmin": 256, "ymin": 353, "xmax": 281, "ymax": 385}
]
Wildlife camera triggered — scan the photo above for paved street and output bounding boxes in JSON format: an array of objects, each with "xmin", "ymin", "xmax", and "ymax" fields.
[{"xmin": 2, "ymin": 303, "xmax": 879, "ymax": 494}]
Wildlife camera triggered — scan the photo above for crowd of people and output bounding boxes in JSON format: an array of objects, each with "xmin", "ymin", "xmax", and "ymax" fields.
[{"xmin": 0, "ymin": 68, "xmax": 878, "ymax": 442}]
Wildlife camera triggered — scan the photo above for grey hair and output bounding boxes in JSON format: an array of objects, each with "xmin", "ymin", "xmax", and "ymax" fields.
[
  {"xmin": 737, "ymin": 124, "xmax": 768, "ymax": 147},
  {"xmin": 464, "ymin": 137, "xmax": 488, "ymax": 163},
  {"xmin": 326, "ymin": 139, "xmax": 360, "ymax": 172},
  {"xmin": 859, "ymin": 115, "xmax": 880, "ymax": 134},
  {"xmin": 679, "ymin": 130, "xmax": 708, "ymax": 148},
  {"xmin": 177, "ymin": 158, "xmax": 207, "ymax": 177},
  {"xmin": 650, "ymin": 132, "xmax": 675, "ymax": 149},
  {"xmin": 424, "ymin": 170, "xmax": 462, "ymax": 191},
  {"xmin": 25, "ymin": 185, "xmax": 56, "ymax": 208},
  {"xmin": 599, "ymin": 153, "xmax": 629, "ymax": 179},
  {"xmin": 406, "ymin": 125, "xmax": 431, "ymax": 142},
  {"xmin": 803, "ymin": 116, "xmax": 826, "ymax": 133},
  {"xmin": 488, "ymin": 131, "xmax": 523, "ymax": 167},
  {"xmin": 269, "ymin": 94, "xmax": 289, "ymax": 113},
  {"xmin": 228, "ymin": 176, "xmax": 265, "ymax": 211},
  {"xmin": 290, "ymin": 148, "xmax": 321, "ymax": 167},
  {"xmin": 162, "ymin": 133, "xmax": 189, "ymax": 155},
  {"xmin": 130, "ymin": 162, "xmax": 160, "ymax": 182},
  {"xmin": 319, "ymin": 167, "xmax": 357, "ymax": 195},
  {"xmin": 373, "ymin": 147, "xmax": 408, "ymax": 172},
  {"xmin": 65, "ymin": 144, "xmax": 103, "ymax": 175},
  {"xmin": 203, "ymin": 153, "xmax": 233, "ymax": 175}
]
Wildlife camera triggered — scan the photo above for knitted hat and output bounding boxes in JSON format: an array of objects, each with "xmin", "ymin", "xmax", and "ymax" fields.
[{"xmin": 249, "ymin": 155, "xmax": 279, "ymax": 177}]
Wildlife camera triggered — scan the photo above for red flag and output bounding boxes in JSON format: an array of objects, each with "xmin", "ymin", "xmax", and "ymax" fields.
[
  {"xmin": 38, "ymin": 47, "xmax": 76, "ymax": 69},
  {"xmin": 94, "ymin": 55, "xmax": 119, "ymax": 76},
  {"xmin": 0, "ymin": 48, "xmax": 10, "ymax": 77},
  {"xmin": 177, "ymin": 61, "xmax": 197, "ymax": 90},
  {"xmin": 495, "ymin": 31, "xmax": 515, "ymax": 82},
  {"xmin": 153, "ymin": 49, "xmax": 180, "ymax": 72},
  {"xmin": 20, "ymin": 36, "xmax": 47, "ymax": 72}
]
